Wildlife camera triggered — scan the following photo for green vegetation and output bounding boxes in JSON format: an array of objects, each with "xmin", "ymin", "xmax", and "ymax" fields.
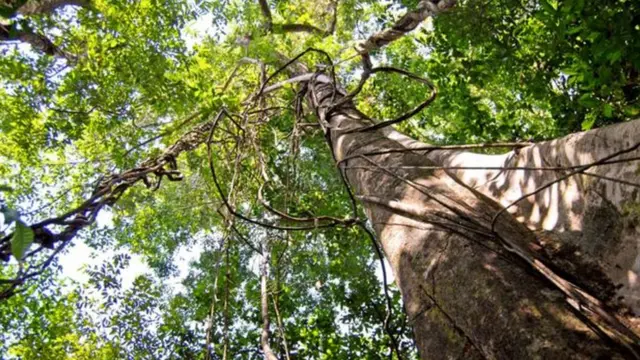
[{"xmin": 0, "ymin": 0, "xmax": 638, "ymax": 358}]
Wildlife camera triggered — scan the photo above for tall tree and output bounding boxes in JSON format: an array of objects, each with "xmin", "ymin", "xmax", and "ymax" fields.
[{"xmin": 1, "ymin": 0, "xmax": 640, "ymax": 358}]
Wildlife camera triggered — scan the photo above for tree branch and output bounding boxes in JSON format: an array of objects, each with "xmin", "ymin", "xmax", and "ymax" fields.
[
  {"xmin": 223, "ymin": 241, "xmax": 230, "ymax": 360},
  {"xmin": 0, "ymin": 21, "xmax": 72, "ymax": 59},
  {"xmin": 0, "ymin": 111, "xmax": 213, "ymax": 264},
  {"xmin": 356, "ymin": 0, "xmax": 456, "ymax": 54},
  {"xmin": 276, "ymin": 23, "xmax": 325, "ymax": 35},
  {"xmin": 16, "ymin": 0, "xmax": 90, "ymax": 16},
  {"xmin": 257, "ymin": 0, "xmax": 337, "ymax": 37},
  {"xmin": 271, "ymin": 293, "xmax": 291, "ymax": 360},
  {"xmin": 204, "ymin": 236, "xmax": 227, "ymax": 360},
  {"xmin": 258, "ymin": 0, "xmax": 273, "ymax": 31}
]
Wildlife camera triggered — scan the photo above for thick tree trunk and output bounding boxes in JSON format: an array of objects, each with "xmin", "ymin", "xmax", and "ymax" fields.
[
  {"xmin": 437, "ymin": 120, "xmax": 640, "ymax": 313},
  {"xmin": 306, "ymin": 76, "xmax": 640, "ymax": 358}
]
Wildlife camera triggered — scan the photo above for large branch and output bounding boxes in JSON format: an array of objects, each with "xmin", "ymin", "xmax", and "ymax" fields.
[
  {"xmin": 276, "ymin": 23, "xmax": 325, "ymax": 36},
  {"xmin": 258, "ymin": 0, "xmax": 273, "ymax": 30},
  {"xmin": 16, "ymin": 0, "xmax": 89, "ymax": 16},
  {"xmin": 0, "ymin": 0, "xmax": 92, "ymax": 58},
  {"xmin": 0, "ymin": 21, "xmax": 70, "ymax": 58},
  {"xmin": 304, "ymin": 76, "xmax": 640, "ymax": 356},
  {"xmin": 0, "ymin": 114, "xmax": 213, "ymax": 268},
  {"xmin": 258, "ymin": 0, "xmax": 336, "ymax": 37},
  {"xmin": 356, "ymin": 0, "xmax": 456, "ymax": 54}
]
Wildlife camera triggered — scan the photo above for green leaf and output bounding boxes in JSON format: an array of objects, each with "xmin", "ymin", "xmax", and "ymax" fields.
[
  {"xmin": 539, "ymin": 0, "xmax": 557, "ymax": 13},
  {"xmin": 0, "ymin": 185, "xmax": 12, "ymax": 192},
  {"xmin": 603, "ymin": 103, "xmax": 613, "ymax": 118},
  {"xmin": 624, "ymin": 106, "xmax": 640, "ymax": 117},
  {"xmin": 578, "ymin": 94, "xmax": 599, "ymax": 108},
  {"xmin": 11, "ymin": 220, "xmax": 34, "ymax": 261},
  {"xmin": 581, "ymin": 114, "xmax": 596, "ymax": 130},
  {"xmin": 608, "ymin": 50, "xmax": 622, "ymax": 64},
  {"xmin": 587, "ymin": 32, "xmax": 600, "ymax": 43},
  {"xmin": 566, "ymin": 25, "xmax": 583, "ymax": 35}
]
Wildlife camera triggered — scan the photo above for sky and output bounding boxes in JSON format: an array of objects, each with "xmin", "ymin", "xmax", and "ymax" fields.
[{"xmin": 58, "ymin": 210, "xmax": 206, "ymax": 292}]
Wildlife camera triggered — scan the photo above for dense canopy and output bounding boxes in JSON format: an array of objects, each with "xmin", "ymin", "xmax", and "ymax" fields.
[{"xmin": 0, "ymin": 0, "xmax": 639, "ymax": 358}]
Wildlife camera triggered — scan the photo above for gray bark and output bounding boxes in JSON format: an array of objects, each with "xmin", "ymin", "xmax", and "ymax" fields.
[
  {"xmin": 304, "ymin": 75, "xmax": 640, "ymax": 358},
  {"xmin": 260, "ymin": 241, "xmax": 278, "ymax": 360},
  {"xmin": 439, "ymin": 120, "xmax": 640, "ymax": 314},
  {"xmin": 0, "ymin": 21, "xmax": 69, "ymax": 58},
  {"xmin": 17, "ymin": 0, "xmax": 89, "ymax": 16}
]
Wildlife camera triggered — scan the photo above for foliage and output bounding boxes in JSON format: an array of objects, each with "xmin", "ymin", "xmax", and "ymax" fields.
[{"xmin": 0, "ymin": 0, "xmax": 638, "ymax": 358}]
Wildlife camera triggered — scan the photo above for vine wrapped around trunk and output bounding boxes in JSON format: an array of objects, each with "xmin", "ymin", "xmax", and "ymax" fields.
[{"xmin": 298, "ymin": 71, "xmax": 640, "ymax": 358}]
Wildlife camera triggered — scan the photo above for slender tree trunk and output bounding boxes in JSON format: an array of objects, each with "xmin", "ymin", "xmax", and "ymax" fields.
[
  {"xmin": 223, "ymin": 242, "xmax": 230, "ymax": 360},
  {"xmin": 260, "ymin": 240, "xmax": 278, "ymax": 360},
  {"xmin": 305, "ymin": 75, "xmax": 640, "ymax": 358}
]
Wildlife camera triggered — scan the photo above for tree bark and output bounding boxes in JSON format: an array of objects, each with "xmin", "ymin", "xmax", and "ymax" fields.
[
  {"xmin": 435, "ymin": 120, "xmax": 640, "ymax": 313},
  {"xmin": 0, "ymin": 21, "xmax": 70, "ymax": 58},
  {"xmin": 260, "ymin": 240, "xmax": 278, "ymax": 360},
  {"xmin": 16, "ymin": 0, "xmax": 89, "ymax": 16},
  {"xmin": 0, "ymin": 0, "xmax": 90, "ymax": 59},
  {"xmin": 303, "ymin": 75, "xmax": 640, "ymax": 358}
]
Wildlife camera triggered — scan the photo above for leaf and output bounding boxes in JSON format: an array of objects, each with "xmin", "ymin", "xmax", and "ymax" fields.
[
  {"xmin": 578, "ymin": 94, "xmax": 599, "ymax": 108},
  {"xmin": 0, "ymin": 0, "xmax": 28, "ymax": 18},
  {"xmin": 581, "ymin": 114, "xmax": 596, "ymax": 130},
  {"xmin": 539, "ymin": 0, "xmax": 557, "ymax": 13},
  {"xmin": 11, "ymin": 220, "xmax": 34, "ymax": 261},
  {"xmin": 587, "ymin": 32, "xmax": 600, "ymax": 43},
  {"xmin": 603, "ymin": 103, "xmax": 613, "ymax": 118},
  {"xmin": 608, "ymin": 50, "xmax": 622, "ymax": 64},
  {"xmin": 566, "ymin": 25, "xmax": 583, "ymax": 35},
  {"xmin": 0, "ymin": 185, "xmax": 12, "ymax": 192}
]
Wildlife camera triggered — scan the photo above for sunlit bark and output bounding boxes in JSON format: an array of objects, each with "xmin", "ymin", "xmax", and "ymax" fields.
[
  {"xmin": 439, "ymin": 120, "xmax": 640, "ymax": 314},
  {"xmin": 303, "ymin": 74, "xmax": 640, "ymax": 358}
]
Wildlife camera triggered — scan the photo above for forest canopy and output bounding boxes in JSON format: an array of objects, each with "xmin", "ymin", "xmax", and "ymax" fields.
[{"xmin": 0, "ymin": 0, "xmax": 639, "ymax": 359}]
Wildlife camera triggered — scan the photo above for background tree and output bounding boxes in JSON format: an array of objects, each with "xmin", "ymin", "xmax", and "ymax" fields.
[{"xmin": 1, "ymin": 0, "xmax": 640, "ymax": 358}]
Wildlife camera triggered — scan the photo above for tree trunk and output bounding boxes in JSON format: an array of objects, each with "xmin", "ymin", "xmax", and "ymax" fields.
[
  {"xmin": 260, "ymin": 240, "xmax": 278, "ymax": 360},
  {"xmin": 16, "ymin": 0, "xmax": 89, "ymax": 16},
  {"xmin": 306, "ymin": 76, "xmax": 640, "ymax": 358}
]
